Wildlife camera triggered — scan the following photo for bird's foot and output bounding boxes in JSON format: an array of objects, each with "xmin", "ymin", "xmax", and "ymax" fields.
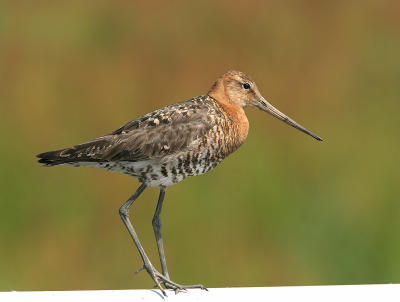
[
  {"xmin": 135, "ymin": 263, "xmax": 207, "ymax": 296},
  {"xmin": 161, "ymin": 277, "xmax": 208, "ymax": 295}
]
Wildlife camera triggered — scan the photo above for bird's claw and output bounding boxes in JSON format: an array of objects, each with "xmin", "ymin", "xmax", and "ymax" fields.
[
  {"xmin": 135, "ymin": 262, "xmax": 207, "ymax": 296},
  {"xmin": 135, "ymin": 265, "xmax": 145, "ymax": 274}
]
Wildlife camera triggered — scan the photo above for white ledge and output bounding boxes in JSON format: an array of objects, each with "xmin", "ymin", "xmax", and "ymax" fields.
[{"xmin": 1, "ymin": 285, "xmax": 399, "ymax": 301}]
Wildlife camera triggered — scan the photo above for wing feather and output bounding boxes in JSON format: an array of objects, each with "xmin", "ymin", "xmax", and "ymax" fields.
[
  {"xmin": 107, "ymin": 116, "xmax": 211, "ymax": 161},
  {"xmin": 37, "ymin": 97, "xmax": 217, "ymax": 165}
]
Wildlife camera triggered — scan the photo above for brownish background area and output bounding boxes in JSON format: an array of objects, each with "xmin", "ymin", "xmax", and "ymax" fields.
[{"xmin": 1, "ymin": 0, "xmax": 399, "ymax": 291}]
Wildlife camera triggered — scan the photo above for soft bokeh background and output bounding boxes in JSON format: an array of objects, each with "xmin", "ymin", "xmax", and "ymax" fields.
[{"xmin": 1, "ymin": 0, "xmax": 399, "ymax": 291}]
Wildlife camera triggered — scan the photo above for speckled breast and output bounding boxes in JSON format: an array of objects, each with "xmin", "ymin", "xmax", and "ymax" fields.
[
  {"xmin": 107, "ymin": 124, "xmax": 240, "ymax": 187},
  {"xmin": 108, "ymin": 145, "xmax": 222, "ymax": 187}
]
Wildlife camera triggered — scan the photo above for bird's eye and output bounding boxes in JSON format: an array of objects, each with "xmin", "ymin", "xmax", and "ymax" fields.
[{"xmin": 242, "ymin": 83, "xmax": 251, "ymax": 90}]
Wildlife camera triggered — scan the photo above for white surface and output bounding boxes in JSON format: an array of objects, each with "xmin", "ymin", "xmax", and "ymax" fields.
[{"xmin": 1, "ymin": 285, "xmax": 399, "ymax": 301}]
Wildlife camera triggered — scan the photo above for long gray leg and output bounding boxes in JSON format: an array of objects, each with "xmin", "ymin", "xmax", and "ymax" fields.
[
  {"xmin": 120, "ymin": 184, "xmax": 207, "ymax": 295},
  {"xmin": 151, "ymin": 187, "xmax": 207, "ymax": 293},
  {"xmin": 119, "ymin": 183, "xmax": 166, "ymax": 295},
  {"xmin": 152, "ymin": 187, "xmax": 169, "ymax": 279}
]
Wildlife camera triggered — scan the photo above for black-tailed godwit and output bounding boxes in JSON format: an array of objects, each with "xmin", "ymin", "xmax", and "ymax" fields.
[{"xmin": 37, "ymin": 70, "xmax": 322, "ymax": 295}]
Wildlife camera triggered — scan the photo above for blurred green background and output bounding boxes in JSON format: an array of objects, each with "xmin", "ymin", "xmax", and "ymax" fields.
[{"xmin": 1, "ymin": 0, "xmax": 399, "ymax": 291}]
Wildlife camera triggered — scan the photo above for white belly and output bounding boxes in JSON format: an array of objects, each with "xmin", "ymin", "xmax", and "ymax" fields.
[{"xmin": 63, "ymin": 152, "xmax": 222, "ymax": 187}]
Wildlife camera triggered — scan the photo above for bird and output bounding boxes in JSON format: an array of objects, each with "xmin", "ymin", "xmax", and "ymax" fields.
[{"xmin": 37, "ymin": 70, "xmax": 323, "ymax": 296}]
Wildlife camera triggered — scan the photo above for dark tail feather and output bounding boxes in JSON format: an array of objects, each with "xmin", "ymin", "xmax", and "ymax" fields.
[
  {"xmin": 37, "ymin": 136, "xmax": 116, "ymax": 166},
  {"xmin": 36, "ymin": 149, "xmax": 69, "ymax": 166}
]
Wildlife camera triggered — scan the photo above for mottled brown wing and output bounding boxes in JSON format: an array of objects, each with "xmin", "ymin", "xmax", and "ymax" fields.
[
  {"xmin": 100, "ymin": 114, "xmax": 212, "ymax": 161},
  {"xmin": 37, "ymin": 103, "xmax": 214, "ymax": 165}
]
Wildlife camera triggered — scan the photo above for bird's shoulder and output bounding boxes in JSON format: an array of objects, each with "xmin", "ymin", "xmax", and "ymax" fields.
[
  {"xmin": 99, "ymin": 95, "xmax": 224, "ymax": 161},
  {"xmin": 110, "ymin": 95, "xmax": 219, "ymax": 135}
]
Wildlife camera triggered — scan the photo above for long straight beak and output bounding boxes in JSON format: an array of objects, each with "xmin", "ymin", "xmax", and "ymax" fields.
[{"xmin": 258, "ymin": 97, "xmax": 323, "ymax": 141}]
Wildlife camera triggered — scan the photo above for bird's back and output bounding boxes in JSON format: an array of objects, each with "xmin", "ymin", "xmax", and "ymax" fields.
[{"xmin": 37, "ymin": 94, "xmax": 248, "ymax": 187}]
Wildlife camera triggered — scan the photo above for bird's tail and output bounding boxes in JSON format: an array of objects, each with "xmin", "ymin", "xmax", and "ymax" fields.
[
  {"xmin": 36, "ymin": 149, "xmax": 71, "ymax": 166},
  {"xmin": 36, "ymin": 136, "xmax": 121, "ymax": 166}
]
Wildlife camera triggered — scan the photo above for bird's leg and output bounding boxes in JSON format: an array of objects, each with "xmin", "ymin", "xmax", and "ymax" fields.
[
  {"xmin": 120, "ymin": 183, "xmax": 207, "ymax": 295},
  {"xmin": 152, "ymin": 188, "xmax": 170, "ymax": 279},
  {"xmin": 119, "ymin": 183, "xmax": 167, "ymax": 296},
  {"xmin": 151, "ymin": 187, "xmax": 208, "ymax": 294}
]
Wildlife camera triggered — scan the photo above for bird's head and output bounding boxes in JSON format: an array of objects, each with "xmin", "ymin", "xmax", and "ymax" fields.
[{"xmin": 208, "ymin": 70, "xmax": 323, "ymax": 141}]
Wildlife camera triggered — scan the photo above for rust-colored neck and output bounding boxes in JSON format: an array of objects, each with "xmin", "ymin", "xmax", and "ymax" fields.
[
  {"xmin": 208, "ymin": 79, "xmax": 249, "ymax": 146},
  {"xmin": 208, "ymin": 77, "xmax": 227, "ymax": 105}
]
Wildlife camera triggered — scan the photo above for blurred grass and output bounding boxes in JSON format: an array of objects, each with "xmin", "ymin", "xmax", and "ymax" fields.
[{"xmin": 1, "ymin": 0, "xmax": 400, "ymax": 291}]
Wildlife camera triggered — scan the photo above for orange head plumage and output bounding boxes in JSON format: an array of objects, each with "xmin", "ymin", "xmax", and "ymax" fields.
[{"xmin": 209, "ymin": 70, "xmax": 323, "ymax": 141}]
